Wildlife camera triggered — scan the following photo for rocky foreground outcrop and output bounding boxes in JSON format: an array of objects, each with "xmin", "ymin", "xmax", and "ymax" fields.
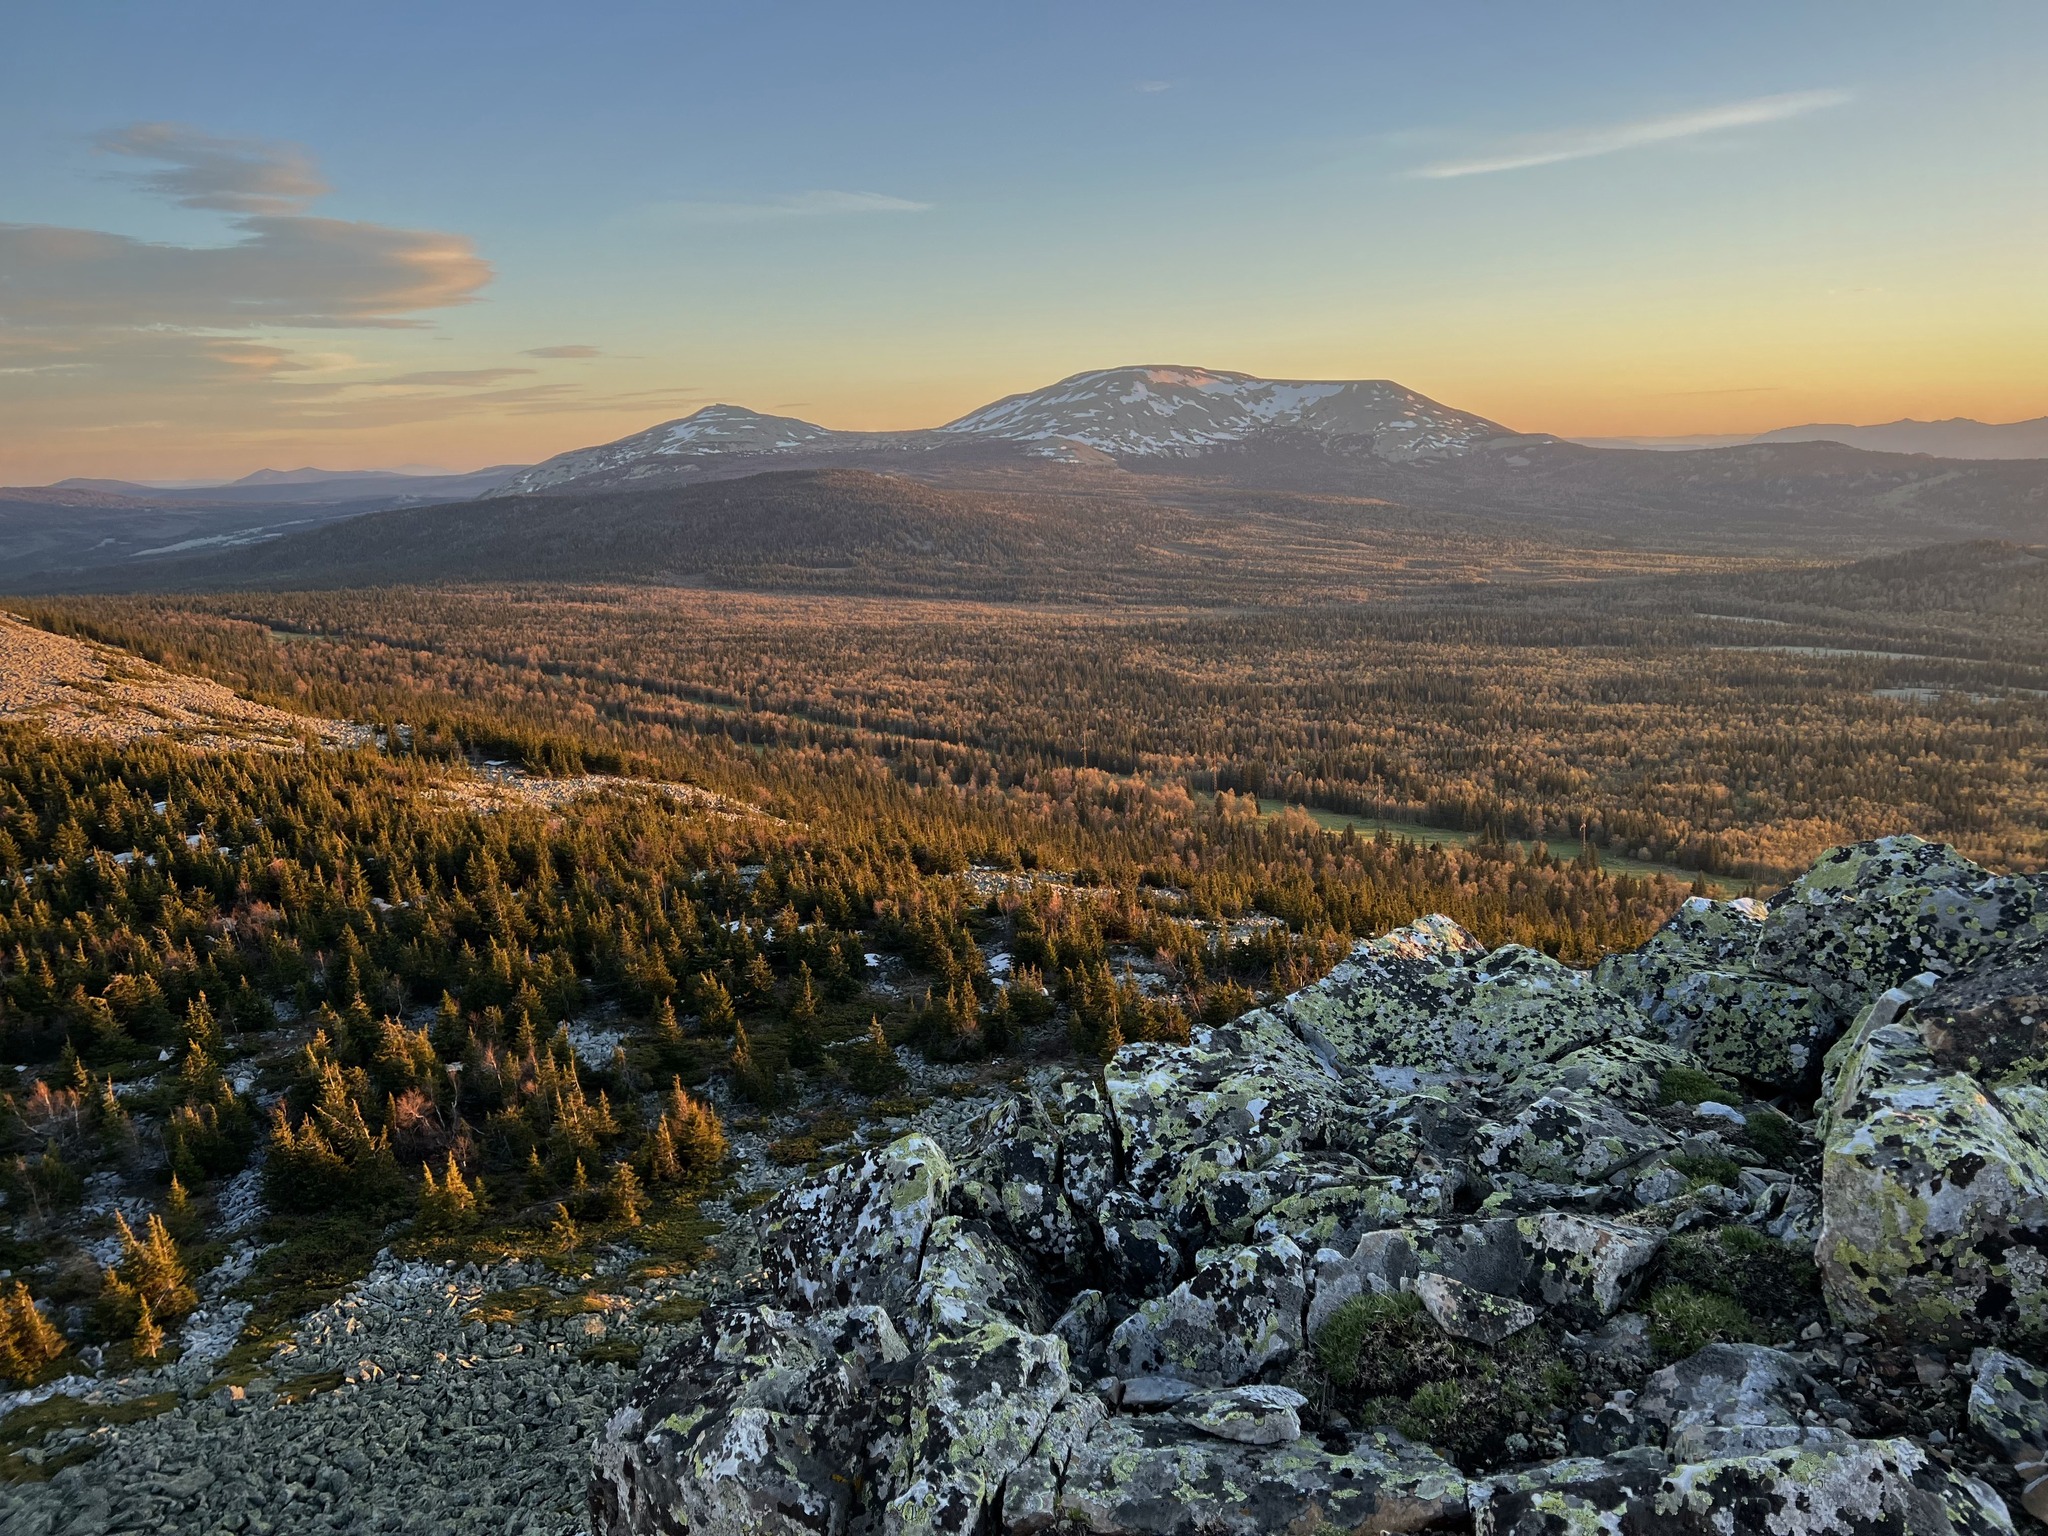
[{"xmin": 592, "ymin": 837, "xmax": 2048, "ymax": 1536}]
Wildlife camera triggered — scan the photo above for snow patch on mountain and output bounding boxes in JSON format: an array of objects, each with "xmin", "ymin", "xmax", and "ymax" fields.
[
  {"xmin": 938, "ymin": 366, "xmax": 1507, "ymax": 461},
  {"xmin": 497, "ymin": 406, "xmax": 842, "ymax": 495}
]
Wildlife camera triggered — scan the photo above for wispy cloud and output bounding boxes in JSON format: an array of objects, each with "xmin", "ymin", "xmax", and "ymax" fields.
[
  {"xmin": 375, "ymin": 368, "xmax": 535, "ymax": 387},
  {"xmin": 648, "ymin": 190, "xmax": 932, "ymax": 226},
  {"xmin": 1135, "ymin": 80, "xmax": 1173, "ymax": 94},
  {"xmin": 523, "ymin": 344, "xmax": 603, "ymax": 358},
  {"xmin": 94, "ymin": 122, "xmax": 330, "ymax": 213},
  {"xmin": 1413, "ymin": 89, "xmax": 1849, "ymax": 179}
]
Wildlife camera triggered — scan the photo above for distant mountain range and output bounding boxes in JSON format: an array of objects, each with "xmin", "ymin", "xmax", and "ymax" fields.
[
  {"xmin": 43, "ymin": 464, "xmax": 528, "ymax": 504},
  {"xmin": 490, "ymin": 367, "xmax": 1513, "ymax": 496},
  {"xmin": 9, "ymin": 367, "xmax": 2048, "ymax": 593},
  {"xmin": 0, "ymin": 465, "xmax": 531, "ymax": 586},
  {"xmin": 1579, "ymin": 417, "xmax": 2048, "ymax": 460}
]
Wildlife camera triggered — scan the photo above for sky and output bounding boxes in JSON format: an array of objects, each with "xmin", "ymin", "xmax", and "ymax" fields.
[{"xmin": 3, "ymin": 1, "xmax": 2045, "ymax": 483}]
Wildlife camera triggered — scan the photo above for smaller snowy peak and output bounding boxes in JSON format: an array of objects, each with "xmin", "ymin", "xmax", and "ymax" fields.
[
  {"xmin": 493, "ymin": 406, "xmax": 840, "ymax": 496},
  {"xmin": 936, "ymin": 366, "xmax": 1508, "ymax": 461}
]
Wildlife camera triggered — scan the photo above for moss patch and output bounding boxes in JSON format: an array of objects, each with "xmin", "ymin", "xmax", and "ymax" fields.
[
  {"xmin": 1658, "ymin": 1066, "xmax": 1739, "ymax": 1106},
  {"xmin": 1306, "ymin": 1292, "xmax": 1578, "ymax": 1471},
  {"xmin": 0, "ymin": 1391, "xmax": 177, "ymax": 1482},
  {"xmin": 1662, "ymin": 1224, "xmax": 1821, "ymax": 1330}
]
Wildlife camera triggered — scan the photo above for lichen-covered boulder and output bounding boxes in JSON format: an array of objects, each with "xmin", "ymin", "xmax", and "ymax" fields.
[
  {"xmin": 1001, "ymin": 1394, "xmax": 1110, "ymax": 1533},
  {"xmin": 590, "ymin": 1303, "xmax": 911, "ymax": 1536},
  {"xmin": 953, "ymin": 1098, "xmax": 1094, "ymax": 1273},
  {"xmin": 1278, "ymin": 930, "xmax": 1648, "ymax": 1076},
  {"xmin": 885, "ymin": 1322, "xmax": 1070, "ymax": 1536},
  {"xmin": 1106, "ymin": 1235, "xmax": 1307, "ymax": 1386},
  {"xmin": 1161, "ymin": 1147, "xmax": 1371, "ymax": 1244},
  {"xmin": 1472, "ymin": 1453, "xmax": 1671, "ymax": 1535},
  {"xmin": 1635, "ymin": 1344, "xmax": 1837, "ymax": 1462},
  {"xmin": 1474, "ymin": 1440, "xmax": 2012, "ymax": 1535},
  {"xmin": 1105, "ymin": 1039, "xmax": 1340, "ymax": 1208},
  {"xmin": 1099, "ymin": 1190, "xmax": 1185, "ymax": 1296},
  {"xmin": 1248, "ymin": 1175, "xmax": 1428, "ymax": 1253},
  {"xmin": 1919, "ymin": 955, "xmax": 2048, "ymax": 1084},
  {"xmin": 1308, "ymin": 1217, "xmax": 1530, "ymax": 1335},
  {"xmin": 1656, "ymin": 968, "xmax": 1838, "ymax": 1090},
  {"xmin": 911, "ymin": 1216, "xmax": 1052, "ymax": 1341},
  {"xmin": 1967, "ymin": 1348, "xmax": 2048, "ymax": 1463},
  {"xmin": 1755, "ymin": 836, "xmax": 2046, "ymax": 1016},
  {"xmin": 1519, "ymin": 1212, "xmax": 1663, "ymax": 1325},
  {"xmin": 763, "ymin": 1133, "xmax": 954, "ymax": 1314},
  {"xmin": 1177, "ymin": 1384, "xmax": 1307, "ymax": 1445},
  {"xmin": 1595, "ymin": 894, "xmax": 1773, "ymax": 1002},
  {"xmin": 1053, "ymin": 1418, "xmax": 1469, "ymax": 1536},
  {"xmin": 1475, "ymin": 1090, "xmax": 1675, "ymax": 1203},
  {"xmin": 1816, "ymin": 981, "xmax": 2048, "ymax": 1343},
  {"xmin": 1656, "ymin": 1438, "xmax": 2012, "ymax": 1534},
  {"xmin": 1414, "ymin": 1270, "xmax": 1539, "ymax": 1345},
  {"xmin": 1504, "ymin": 1036, "xmax": 1709, "ymax": 1114},
  {"xmin": 1057, "ymin": 1077, "xmax": 1121, "ymax": 1213}
]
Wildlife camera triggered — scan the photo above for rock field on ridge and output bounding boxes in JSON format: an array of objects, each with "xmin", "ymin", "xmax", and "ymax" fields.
[{"xmin": 594, "ymin": 836, "xmax": 2048, "ymax": 1536}]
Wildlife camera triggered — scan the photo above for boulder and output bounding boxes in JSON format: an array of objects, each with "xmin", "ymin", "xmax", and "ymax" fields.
[
  {"xmin": 1519, "ymin": 1212, "xmax": 1663, "ymax": 1325},
  {"xmin": 1413, "ymin": 1271, "xmax": 1538, "ymax": 1345},
  {"xmin": 1279, "ymin": 929, "xmax": 1646, "ymax": 1077},
  {"xmin": 1054, "ymin": 1418, "xmax": 1468, "ymax": 1536},
  {"xmin": 1918, "ymin": 955, "xmax": 2048, "ymax": 1084},
  {"xmin": 1967, "ymin": 1348, "xmax": 2048, "ymax": 1462},
  {"xmin": 911, "ymin": 1216, "xmax": 1052, "ymax": 1341},
  {"xmin": 1475, "ymin": 1441, "xmax": 2012, "ymax": 1535},
  {"xmin": 1106, "ymin": 1235, "xmax": 1307, "ymax": 1386},
  {"xmin": 1000, "ymin": 1393, "xmax": 1109, "ymax": 1534},
  {"xmin": 1755, "ymin": 836, "xmax": 2046, "ymax": 1016},
  {"xmin": 1655, "ymin": 969, "xmax": 1838, "ymax": 1090},
  {"xmin": 1598, "ymin": 895, "xmax": 1771, "ymax": 987},
  {"xmin": 1307, "ymin": 1217, "xmax": 1529, "ymax": 1336},
  {"xmin": 1249, "ymin": 1176, "xmax": 1430, "ymax": 1254},
  {"xmin": 762, "ymin": 1134, "xmax": 953, "ymax": 1314},
  {"xmin": 1634, "ymin": 1344, "xmax": 1837, "ymax": 1461},
  {"xmin": 1105, "ymin": 1039, "xmax": 1340, "ymax": 1208},
  {"xmin": 589, "ymin": 1303, "xmax": 910, "ymax": 1536},
  {"xmin": 1475, "ymin": 1090, "xmax": 1675, "ymax": 1202},
  {"xmin": 1056, "ymin": 1078, "xmax": 1121, "ymax": 1214},
  {"xmin": 1177, "ymin": 1384, "xmax": 1307, "ymax": 1445},
  {"xmin": 1099, "ymin": 1191, "xmax": 1184, "ymax": 1296},
  {"xmin": 1504, "ymin": 1036, "xmax": 1709, "ymax": 1114},
  {"xmin": 954, "ymin": 1097, "xmax": 1093, "ymax": 1272},
  {"xmin": 1473, "ymin": 1452, "xmax": 1670, "ymax": 1535},
  {"xmin": 884, "ymin": 1322, "xmax": 1070, "ymax": 1536},
  {"xmin": 1816, "ymin": 984, "xmax": 2048, "ymax": 1343},
  {"xmin": 1161, "ymin": 1147, "xmax": 1371, "ymax": 1244},
  {"xmin": 1656, "ymin": 1438, "xmax": 2012, "ymax": 1534}
]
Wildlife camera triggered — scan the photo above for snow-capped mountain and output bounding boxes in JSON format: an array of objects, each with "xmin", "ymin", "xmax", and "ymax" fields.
[
  {"xmin": 490, "ymin": 368, "xmax": 1515, "ymax": 496},
  {"xmin": 937, "ymin": 366, "xmax": 1508, "ymax": 461},
  {"xmin": 496, "ymin": 406, "xmax": 848, "ymax": 495}
]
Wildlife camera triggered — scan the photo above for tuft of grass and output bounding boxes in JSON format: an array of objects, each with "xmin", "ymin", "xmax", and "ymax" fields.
[
  {"xmin": 1659, "ymin": 1066, "xmax": 1738, "ymax": 1106},
  {"xmin": 1662, "ymin": 1224, "xmax": 1821, "ymax": 1327},
  {"xmin": 637, "ymin": 1294, "xmax": 707, "ymax": 1328},
  {"xmin": 1742, "ymin": 1110, "xmax": 1801, "ymax": 1165},
  {"xmin": 1313, "ymin": 1292, "xmax": 1421, "ymax": 1388},
  {"xmin": 1666, "ymin": 1152, "xmax": 1744, "ymax": 1190},
  {"xmin": 1646, "ymin": 1283, "xmax": 1758, "ymax": 1362}
]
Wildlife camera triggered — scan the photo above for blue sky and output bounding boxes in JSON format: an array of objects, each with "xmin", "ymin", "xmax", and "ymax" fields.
[{"xmin": 4, "ymin": 1, "xmax": 2045, "ymax": 479}]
